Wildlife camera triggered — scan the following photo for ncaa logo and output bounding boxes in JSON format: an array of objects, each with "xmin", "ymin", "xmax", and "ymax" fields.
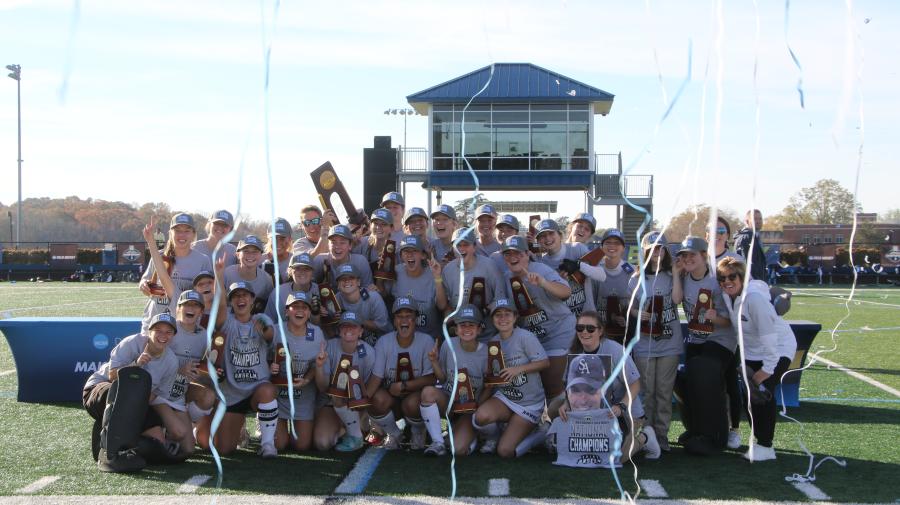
[
  {"xmin": 92, "ymin": 333, "xmax": 110, "ymax": 350},
  {"xmin": 122, "ymin": 245, "xmax": 141, "ymax": 262},
  {"xmin": 885, "ymin": 248, "xmax": 900, "ymax": 264}
]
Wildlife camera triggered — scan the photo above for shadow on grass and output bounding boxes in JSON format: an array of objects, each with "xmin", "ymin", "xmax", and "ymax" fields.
[
  {"xmin": 789, "ymin": 401, "xmax": 900, "ymax": 425},
  {"xmin": 366, "ymin": 446, "xmax": 899, "ymax": 502}
]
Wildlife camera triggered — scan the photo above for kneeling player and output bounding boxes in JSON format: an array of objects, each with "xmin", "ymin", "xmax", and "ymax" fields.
[
  {"xmin": 472, "ymin": 299, "xmax": 550, "ymax": 458},
  {"xmin": 194, "ymin": 273, "xmax": 279, "ymax": 458},
  {"xmin": 419, "ymin": 305, "xmax": 489, "ymax": 456},
  {"xmin": 82, "ymin": 313, "xmax": 181, "ymax": 472},
  {"xmin": 313, "ymin": 311, "xmax": 377, "ymax": 451},
  {"xmin": 368, "ymin": 297, "xmax": 436, "ymax": 450},
  {"xmin": 269, "ymin": 291, "xmax": 326, "ymax": 452}
]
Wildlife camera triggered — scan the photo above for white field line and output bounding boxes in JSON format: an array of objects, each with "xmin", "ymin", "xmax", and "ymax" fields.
[
  {"xmin": 792, "ymin": 291, "xmax": 900, "ymax": 308},
  {"xmin": 488, "ymin": 478, "xmax": 510, "ymax": 497},
  {"xmin": 176, "ymin": 474, "xmax": 211, "ymax": 494},
  {"xmin": 639, "ymin": 479, "xmax": 669, "ymax": 498},
  {"xmin": 3, "ymin": 296, "xmax": 145, "ymax": 314},
  {"xmin": 0, "ymin": 369, "xmax": 15, "ymax": 377},
  {"xmin": 0, "ymin": 497, "xmax": 887, "ymax": 505},
  {"xmin": 811, "ymin": 355, "xmax": 900, "ymax": 398},
  {"xmin": 792, "ymin": 481, "xmax": 831, "ymax": 500},
  {"xmin": 15, "ymin": 476, "xmax": 60, "ymax": 494},
  {"xmin": 334, "ymin": 446, "xmax": 388, "ymax": 494}
]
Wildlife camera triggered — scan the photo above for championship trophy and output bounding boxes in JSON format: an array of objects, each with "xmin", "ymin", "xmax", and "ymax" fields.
[
  {"xmin": 310, "ymin": 161, "xmax": 368, "ymax": 231},
  {"xmin": 319, "ymin": 286, "xmax": 342, "ymax": 327},
  {"xmin": 688, "ymin": 288, "xmax": 715, "ymax": 334},
  {"xmin": 509, "ymin": 276, "xmax": 540, "ymax": 317},
  {"xmin": 605, "ymin": 296, "xmax": 627, "ymax": 338},
  {"xmin": 396, "ymin": 352, "xmax": 415, "ymax": 383},
  {"xmin": 450, "ymin": 368, "xmax": 478, "ymax": 413},
  {"xmin": 468, "ymin": 277, "xmax": 486, "ymax": 314},
  {"xmin": 483, "ymin": 341, "xmax": 508, "ymax": 385},
  {"xmin": 374, "ymin": 240, "xmax": 397, "ymax": 281},
  {"xmin": 328, "ymin": 354, "xmax": 353, "ymax": 398},
  {"xmin": 270, "ymin": 343, "xmax": 294, "ymax": 387},
  {"xmin": 347, "ymin": 366, "xmax": 371, "ymax": 410},
  {"xmin": 571, "ymin": 247, "xmax": 605, "ymax": 285},
  {"xmin": 528, "ymin": 215, "xmax": 542, "ymax": 253},
  {"xmin": 197, "ymin": 333, "xmax": 226, "ymax": 382},
  {"xmin": 641, "ymin": 295, "xmax": 665, "ymax": 338}
]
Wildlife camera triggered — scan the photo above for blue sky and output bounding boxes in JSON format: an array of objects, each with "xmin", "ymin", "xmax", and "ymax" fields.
[{"xmin": 0, "ymin": 0, "xmax": 894, "ymax": 231}]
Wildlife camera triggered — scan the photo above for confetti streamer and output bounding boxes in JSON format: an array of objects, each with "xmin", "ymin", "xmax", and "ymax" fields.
[
  {"xmin": 439, "ymin": 62, "xmax": 495, "ymax": 501},
  {"xmin": 57, "ymin": 0, "xmax": 80, "ymax": 104}
]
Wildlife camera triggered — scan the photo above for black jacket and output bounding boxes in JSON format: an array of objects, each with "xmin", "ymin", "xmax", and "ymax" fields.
[{"xmin": 733, "ymin": 227, "xmax": 767, "ymax": 281}]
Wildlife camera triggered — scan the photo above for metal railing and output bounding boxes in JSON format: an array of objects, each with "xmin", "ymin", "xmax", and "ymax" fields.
[{"xmin": 398, "ymin": 147, "xmax": 429, "ymax": 173}]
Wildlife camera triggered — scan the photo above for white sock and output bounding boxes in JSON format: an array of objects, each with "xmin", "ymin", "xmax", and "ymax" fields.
[
  {"xmin": 407, "ymin": 417, "xmax": 425, "ymax": 437},
  {"xmin": 372, "ymin": 411, "xmax": 402, "ymax": 438},
  {"xmin": 256, "ymin": 400, "xmax": 278, "ymax": 445},
  {"xmin": 187, "ymin": 402, "xmax": 213, "ymax": 423},
  {"xmin": 468, "ymin": 438, "xmax": 478, "ymax": 454},
  {"xmin": 471, "ymin": 417, "xmax": 499, "ymax": 439},
  {"xmin": 335, "ymin": 406, "xmax": 363, "ymax": 439},
  {"xmin": 420, "ymin": 403, "xmax": 444, "ymax": 444}
]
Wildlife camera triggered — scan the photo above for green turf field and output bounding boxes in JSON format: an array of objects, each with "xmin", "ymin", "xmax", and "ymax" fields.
[{"xmin": 0, "ymin": 283, "xmax": 898, "ymax": 502}]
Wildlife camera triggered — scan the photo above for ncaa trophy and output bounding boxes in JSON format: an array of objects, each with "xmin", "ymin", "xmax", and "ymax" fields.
[
  {"xmin": 328, "ymin": 354, "xmax": 353, "ymax": 398},
  {"xmin": 347, "ymin": 366, "xmax": 371, "ymax": 410},
  {"xmin": 688, "ymin": 288, "xmax": 715, "ymax": 335},
  {"xmin": 396, "ymin": 352, "xmax": 415, "ymax": 384},
  {"xmin": 197, "ymin": 333, "xmax": 226, "ymax": 383},
  {"xmin": 641, "ymin": 295, "xmax": 665, "ymax": 338},
  {"xmin": 484, "ymin": 341, "xmax": 508, "ymax": 386},
  {"xmin": 374, "ymin": 240, "xmax": 397, "ymax": 281},
  {"xmin": 450, "ymin": 368, "xmax": 478, "ymax": 413}
]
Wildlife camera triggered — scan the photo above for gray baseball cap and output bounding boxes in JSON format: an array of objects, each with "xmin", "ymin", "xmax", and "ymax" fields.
[
  {"xmin": 535, "ymin": 219, "xmax": 560, "ymax": 237},
  {"xmin": 371, "ymin": 208, "xmax": 393, "ymax": 224},
  {"xmin": 600, "ymin": 228, "xmax": 625, "ymax": 245},
  {"xmin": 452, "ymin": 227, "xmax": 477, "ymax": 244},
  {"xmin": 392, "ymin": 296, "xmax": 417, "ymax": 314},
  {"xmin": 431, "ymin": 204, "xmax": 457, "ymax": 221},
  {"xmin": 170, "ymin": 212, "xmax": 196, "ymax": 230},
  {"xmin": 339, "ymin": 311, "xmax": 363, "ymax": 327},
  {"xmin": 476, "ymin": 204, "xmax": 497, "ymax": 219},
  {"xmin": 381, "ymin": 191, "xmax": 405, "ymax": 206},
  {"xmin": 328, "ymin": 224, "xmax": 353, "ymax": 241},
  {"xmin": 678, "ymin": 236, "xmax": 709, "ymax": 254},
  {"xmin": 399, "ymin": 235, "xmax": 425, "ymax": 252},
  {"xmin": 237, "ymin": 235, "xmax": 264, "ymax": 252},
  {"xmin": 335, "ymin": 263, "xmax": 360, "ymax": 280},
  {"xmin": 502, "ymin": 235, "xmax": 528, "ymax": 253},
  {"xmin": 454, "ymin": 304, "xmax": 482, "ymax": 325},
  {"xmin": 490, "ymin": 298, "xmax": 518, "ymax": 316},
  {"xmin": 403, "ymin": 207, "xmax": 429, "ymax": 224},
  {"xmin": 289, "ymin": 253, "xmax": 313, "ymax": 269},
  {"xmin": 148, "ymin": 313, "xmax": 178, "ymax": 333},
  {"xmin": 192, "ymin": 270, "xmax": 214, "ymax": 286},
  {"xmin": 496, "ymin": 214, "xmax": 520, "ymax": 231},
  {"xmin": 572, "ymin": 213, "xmax": 597, "ymax": 234},
  {"xmin": 227, "ymin": 281, "xmax": 255, "ymax": 299},
  {"xmin": 177, "ymin": 290, "xmax": 205, "ymax": 309},
  {"xmin": 274, "ymin": 218, "xmax": 292, "ymax": 238},
  {"xmin": 641, "ymin": 231, "xmax": 668, "ymax": 250},
  {"xmin": 566, "ymin": 354, "xmax": 607, "ymax": 390},
  {"xmin": 285, "ymin": 291, "xmax": 311, "ymax": 308},
  {"xmin": 210, "ymin": 210, "xmax": 235, "ymax": 228}
]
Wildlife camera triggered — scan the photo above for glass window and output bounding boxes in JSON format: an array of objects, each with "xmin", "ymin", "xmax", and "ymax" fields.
[
  {"xmin": 532, "ymin": 104, "xmax": 565, "ymax": 110},
  {"xmin": 460, "ymin": 157, "xmax": 490, "ymax": 170},
  {"xmin": 433, "ymin": 158, "xmax": 454, "ymax": 171},
  {"xmin": 531, "ymin": 123, "xmax": 566, "ymax": 157},
  {"xmin": 836, "ymin": 235, "xmax": 844, "ymax": 244},
  {"xmin": 432, "ymin": 111, "xmax": 453, "ymax": 124},
  {"xmin": 433, "ymin": 104, "xmax": 452, "ymax": 112},
  {"xmin": 568, "ymin": 104, "xmax": 589, "ymax": 110},
  {"xmin": 531, "ymin": 110, "xmax": 567, "ymax": 122},
  {"xmin": 494, "ymin": 125, "xmax": 529, "ymax": 156},
  {"xmin": 457, "ymin": 104, "xmax": 490, "ymax": 112},
  {"xmin": 461, "ymin": 132, "xmax": 491, "ymax": 157},
  {"xmin": 491, "ymin": 104, "xmax": 528, "ymax": 111},
  {"xmin": 432, "ymin": 125, "xmax": 457, "ymax": 156},
  {"xmin": 492, "ymin": 111, "xmax": 528, "ymax": 123},
  {"xmin": 493, "ymin": 157, "xmax": 530, "ymax": 170},
  {"xmin": 568, "ymin": 111, "xmax": 590, "ymax": 122},
  {"xmin": 458, "ymin": 111, "xmax": 490, "ymax": 123}
]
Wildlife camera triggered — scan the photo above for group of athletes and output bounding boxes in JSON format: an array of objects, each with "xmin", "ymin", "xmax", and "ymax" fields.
[{"xmin": 83, "ymin": 192, "xmax": 797, "ymax": 472}]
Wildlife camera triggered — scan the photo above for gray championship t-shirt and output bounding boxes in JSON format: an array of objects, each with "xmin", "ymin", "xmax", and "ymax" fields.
[
  {"xmin": 372, "ymin": 331, "xmax": 435, "ymax": 389},
  {"xmin": 292, "ymin": 236, "xmax": 318, "ymax": 255},
  {"xmin": 219, "ymin": 314, "xmax": 274, "ymax": 406},
  {"xmin": 496, "ymin": 328, "xmax": 547, "ymax": 406},
  {"xmin": 548, "ymin": 409, "xmax": 620, "ymax": 468},
  {"xmin": 156, "ymin": 322, "xmax": 209, "ymax": 409},
  {"xmin": 320, "ymin": 339, "xmax": 377, "ymax": 407},
  {"xmin": 682, "ymin": 270, "xmax": 737, "ymax": 352},
  {"xmin": 392, "ymin": 266, "xmax": 442, "ymax": 338},
  {"xmin": 537, "ymin": 243, "xmax": 595, "ymax": 317},
  {"xmin": 592, "ymin": 260, "xmax": 635, "ymax": 338},
  {"xmin": 438, "ymin": 337, "xmax": 488, "ymax": 399},
  {"xmin": 84, "ymin": 333, "xmax": 179, "ymax": 401},
  {"xmin": 140, "ymin": 249, "xmax": 212, "ymax": 332},
  {"xmin": 264, "ymin": 281, "xmax": 320, "ymax": 322},
  {"xmin": 272, "ymin": 323, "xmax": 326, "ymax": 420},
  {"xmin": 503, "ymin": 262, "xmax": 576, "ymax": 353},
  {"xmin": 312, "ymin": 254, "xmax": 374, "ymax": 289},
  {"xmin": 192, "ymin": 239, "xmax": 237, "ymax": 268},
  {"xmin": 430, "ymin": 238, "xmax": 456, "ymax": 265},
  {"xmin": 476, "ymin": 238, "xmax": 501, "ymax": 258},
  {"xmin": 628, "ymin": 272, "xmax": 683, "ymax": 358},
  {"xmin": 442, "ymin": 256, "xmax": 505, "ymax": 340},
  {"xmin": 223, "ymin": 265, "xmax": 275, "ymax": 304},
  {"xmin": 337, "ymin": 289, "xmax": 392, "ymax": 346}
]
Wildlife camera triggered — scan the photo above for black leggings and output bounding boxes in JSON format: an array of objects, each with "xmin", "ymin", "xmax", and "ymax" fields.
[
  {"xmin": 726, "ymin": 353, "xmax": 741, "ymax": 429},
  {"xmin": 744, "ymin": 357, "xmax": 792, "ymax": 447},
  {"xmin": 681, "ymin": 341, "xmax": 735, "ymax": 447}
]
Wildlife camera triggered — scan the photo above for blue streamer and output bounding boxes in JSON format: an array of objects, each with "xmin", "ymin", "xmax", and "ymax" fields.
[
  {"xmin": 57, "ymin": 0, "xmax": 80, "ymax": 104},
  {"xmin": 438, "ymin": 63, "xmax": 495, "ymax": 501},
  {"xmin": 784, "ymin": 0, "xmax": 807, "ymax": 110}
]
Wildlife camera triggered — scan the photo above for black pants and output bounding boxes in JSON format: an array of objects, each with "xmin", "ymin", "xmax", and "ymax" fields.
[
  {"xmin": 744, "ymin": 357, "xmax": 792, "ymax": 447},
  {"xmin": 683, "ymin": 341, "xmax": 735, "ymax": 447},
  {"xmin": 82, "ymin": 382, "xmax": 162, "ymax": 460},
  {"xmin": 726, "ymin": 352, "xmax": 741, "ymax": 429}
]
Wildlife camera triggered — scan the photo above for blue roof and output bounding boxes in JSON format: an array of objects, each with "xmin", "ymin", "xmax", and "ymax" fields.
[{"xmin": 407, "ymin": 63, "xmax": 614, "ymax": 115}]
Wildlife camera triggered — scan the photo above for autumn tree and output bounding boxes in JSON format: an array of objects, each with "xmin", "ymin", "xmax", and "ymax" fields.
[
  {"xmin": 780, "ymin": 179, "xmax": 860, "ymax": 225},
  {"xmin": 664, "ymin": 205, "xmax": 742, "ymax": 243}
]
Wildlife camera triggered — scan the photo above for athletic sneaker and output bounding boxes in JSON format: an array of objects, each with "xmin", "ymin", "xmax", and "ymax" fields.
[
  {"xmin": 335, "ymin": 435, "xmax": 364, "ymax": 452},
  {"xmin": 424, "ymin": 441, "xmax": 447, "ymax": 456},
  {"xmin": 258, "ymin": 442, "xmax": 277, "ymax": 459},
  {"xmin": 479, "ymin": 438, "xmax": 498, "ymax": 454},
  {"xmin": 410, "ymin": 426, "xmax": 427, "ymax": 450},
  {"xmin": 658, "ymin": 436, "xmax": 671, "ymax": 452},
  {"xmin": 381, "ymin": 433, "xmax": 402, "ymax": 451},
  {"xmin": 642, "ymin": 425, "xmax": 661, "ymax": 459},
  {"xmin": 743, "ymin": 443, "xmax": 776, "ymax": 462},
  {"xmin": 98, "ymin": 448, "xmax": 146, "ymax": 473},
  {"xmin": 238, "ymin": 426, "xmax": 250, "ymax": 449},
  {"xmin": 365, "ymin": 430, "xmax": 384, "ymax": 447},
  {"xmin": 727, "ymin": 429, "xmax": 741, "ymax": 449}
]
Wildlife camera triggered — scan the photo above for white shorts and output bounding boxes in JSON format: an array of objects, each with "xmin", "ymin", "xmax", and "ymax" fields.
[{"xmin": 493, "ymin": 391, "xmax": 544, "ymax": 425}]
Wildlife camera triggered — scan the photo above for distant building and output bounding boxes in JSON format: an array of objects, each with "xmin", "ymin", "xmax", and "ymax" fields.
[{"xmin": 781, "ymin": 214, "xmax": 899, "ymax": 267}]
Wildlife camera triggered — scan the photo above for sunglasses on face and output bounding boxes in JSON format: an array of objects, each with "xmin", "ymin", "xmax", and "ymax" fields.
[
  {"xmin": 717, "ymin": 272, "xmax": 740, "ymax": 282},
  {"xmin": 303, "ymin": 217, "xmax": 322, "ymax": 226},
  {"xmin": 570, "ymin": 384, "xmax": 598, "ymax": 394},
  {"xmin": 716, "ymin": 227, "xmax": 728, "ymax": 234},
  {"xmin": 575, "ymin": 324, "xmax": 599, "ymax": 333}
]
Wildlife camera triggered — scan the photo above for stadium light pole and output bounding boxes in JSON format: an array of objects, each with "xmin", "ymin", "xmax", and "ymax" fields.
[
  {"xmin": 6, "ymin": 64, "xmax": 21, "ymax": 249},
  {"xmin": 383, "ymin": 107, "xmax": 417, "ymax": 149}
]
